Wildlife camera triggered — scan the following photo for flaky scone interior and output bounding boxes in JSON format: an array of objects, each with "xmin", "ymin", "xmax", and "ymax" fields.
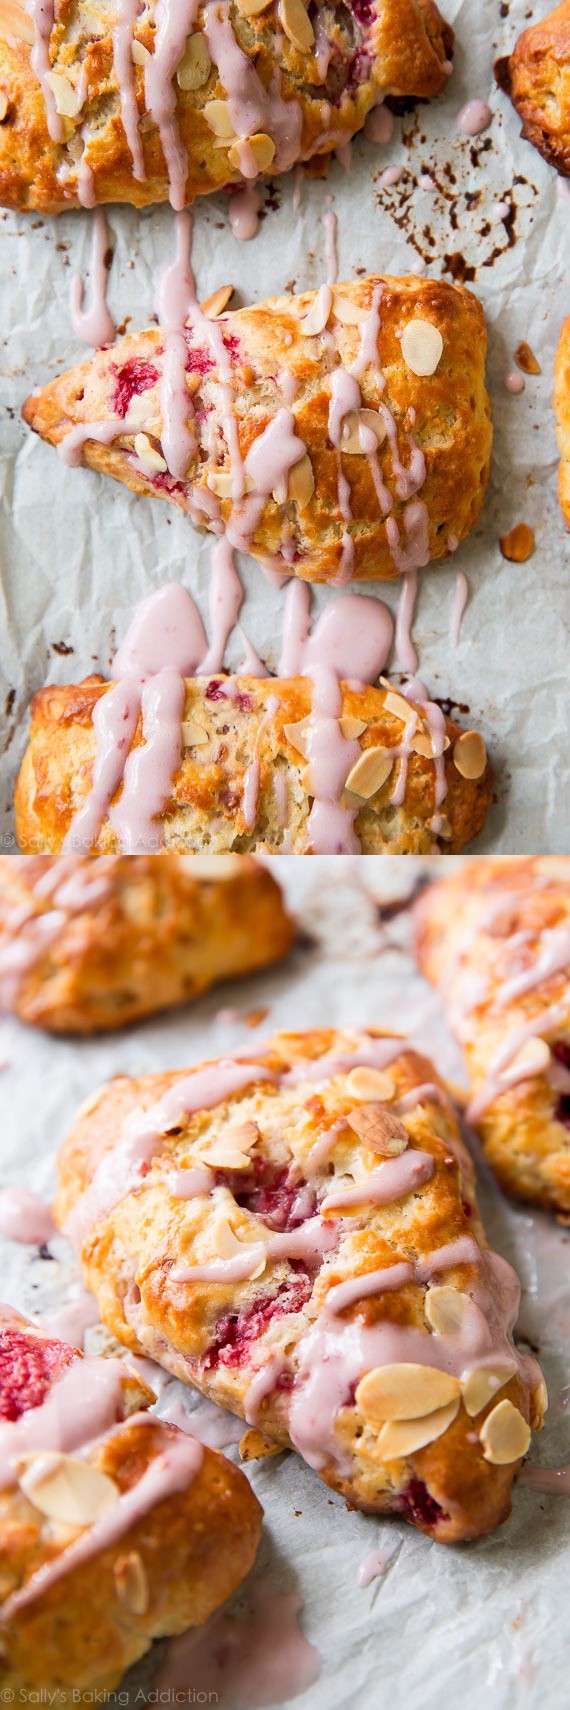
[
  {"xmin": 54, "ymin": 1028, "xmax": 546, "ymax": 1545},
  {"xmin": 0, "ymin": 1307, "xmax": 262, "ymax": 1698}
]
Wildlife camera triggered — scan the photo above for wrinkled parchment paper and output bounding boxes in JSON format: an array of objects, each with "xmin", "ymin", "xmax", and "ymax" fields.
[
  {"xmin": 0, "ymin": 0, "xmax": 569, "ymax": 847},
  {"xmin": 0, "ymin": 855, "xmax": 569, "ymax": 1709}
]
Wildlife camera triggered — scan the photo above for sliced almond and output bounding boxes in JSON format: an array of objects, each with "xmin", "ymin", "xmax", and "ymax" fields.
[
  {"xmin": 287, "ymin": 453, "xmax": 314, "ymax": 507},
  {"xmin": 300, "ymin": 284, "xmax": 333, "ymax": 337},
  {"xmin": 45, "ymin": 70, "xmax": 83, "ymax": 119},
  {"xmin": 134, "ymin": 432, "xmax": 167, "ymax": 474},
  {"xmin": 376, "ymin": 1399, "xmax": 459, "ymax": 1458},
  {"xmin": 461, "ymin": 1364, "xmax": 514, "ymax": 1419},
  {"xmin": 341, "ymin": 408, "xmax": 386, "ymax": 456},
  {"xmin": 17, "ymin": 1453, "xmax": 119, "ymax": 1527},
  {"xmin": 201, "ymin": 284, "xmax": 233, "ymax": 319},
  {"xmin": 345, "ymin": 1067, "xmax": 395, "ymax": 1102},
  {"xmin": 131, "ymin": 38, "xmax": 151, "ymax": 66},
  {"xmin": 339, "ymin": 715, "xmax": 367, "ymax": 740},
  {"xmin": 383, "ymin": 689, "xmax": 413, "ymax": 723},
  {"xmin": 530, "ymin": 1377, "xmax": 548, "ymax": 1430},
  {"xmin": 425, "ymin": 1286, "xmax": 471, "ymax": 1337},
  {"xmin": 453, "ymin": 730, "xmax": 487, "ymax": 780},
  {"xmin": 283, "ymin": 716, "xmax": 312, "ymax": 758},
  {"xmin": 356, "ymin": 1363, "xmax": 461, "ymax": 1423},
  {"xmin": 0, "ymin": 0, "xmax": 35, "ymax": 45},
  {"xmin": 332, "ymin": 293, "xmax": 367, "ymax": 326},
  {"xmin": 237, "ymin": 0, "xmax": 274, "ymax": 13},
  {"xmin": 346, "ymin": 1105, "xmax": 408, "ymax": 1156},
  {"xmin": 344, "ymin": 747, "xmax": 393, "ymax": 800},
  {"xmin": 227, "ymin": 1120, "xmax": 260, "ymax": 1150},
  {"xmin": 410, "ymin": 730, "xmax": 450, "ymax": 758},
  {"xmin": 239, "ymin": 1428, "xmax": 282, "ymax": 1460},
  {"xmin": 479, "ymin": 1398, "xmax": 531, "ymax": 1464},
  {"xmin": 181, "ymin": 718, "xmax": 209, "ymax": 748},
  {"xmin": 210, "ymin": 1213, "xmax": 265, "ymax": 1274},
  {"xmin": 207, "ymin": 469, "xmax": 234, "ymax": 498},
  {"xmin": 199, "ymin": 1145, "xmax": 254, "ymax": 1171},
  {"xmin": 186, "ymin": 371, "xmax": 202, "ymax": 398},
  {"xmin": 508, "ymin": 1036, "xmax": 551, "ymax": 1076},
  {"xmin": 279, "ymin": 0, "xmax": 315, "ymax": 50},
  {"xmin": 229, "ymin": 132, "xmax": 275, "ymax": 173},
  {"xmin": 203, "ymin": 99, "xmax": 235, "ymax": 139},
  {"xmin": 400, "ymin": 319, "xmax": 443, "ymax": 378},
  {"xmin": 114, "ymin": 1551, "xmax": 149, "ymax": 1615},
  {"xmin": 0, "ymin": 91, "xmax": 8, "ymax": 121},
  {"xmin": 177, "ymin": 33, "xmax": 211, "ymax": 90}
]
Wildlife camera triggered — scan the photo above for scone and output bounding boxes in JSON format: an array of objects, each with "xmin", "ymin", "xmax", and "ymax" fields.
[
  {"xmin": 22, "ymin": 274, "xmax": 493, "ymax": 583},
  {"xmin": 0, "ymin": 854, "xmax": 293, "ymax": 1033},
  {"xmin": 15, "ymin": 675, "xmax": 494, "ymax": 856},
  {"xmin": 415, "ymin": 858, "xmax": 570, "ymax": 1214},
  {"xmin": 0, "ymin": 1307, "xmax": 262, "ymax": 1700},
  {"xmin": 53, "ymin": 1028, "xmax": 546, "ymax": 1544},
  {"xmin": 554, "ymin": 317, "xmax": 570, "ymax": 527},
  {"xmin": 0, "ymin": 0, "xmax": 453, "ymax": 214},
  {"xmin": 495, "ymin": 0, "xmax": 570, "ymax": 177}
]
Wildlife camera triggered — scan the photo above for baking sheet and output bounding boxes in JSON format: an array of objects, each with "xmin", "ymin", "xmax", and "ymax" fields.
[
  {"xmin": 1, "ymin": 0, "xmax": 569, "ymax": 850},
  {"xmin": 0, "ymin": 855, "xmax": 569, "ymax": 1709}
]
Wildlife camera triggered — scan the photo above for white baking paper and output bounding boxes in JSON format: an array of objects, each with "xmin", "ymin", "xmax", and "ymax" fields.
[
  {"xmin": 0, "ymin": 855, "xmax": 569, "ymax": 1709},
  {"xmin": 0, "ymin": 0, "xmax": 569, "ymax": 846}
]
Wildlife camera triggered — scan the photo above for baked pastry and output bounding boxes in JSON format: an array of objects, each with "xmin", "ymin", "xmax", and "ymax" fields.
[
  {"xmin": 53, "ymin": 1027, "xmax": 546, "ymax": 1544},
  {"xmin": 415, "ymin": 858, "xmax": 570, "ymax": 1214},
  {"xmin": 554, "ymin": 317, "xmax": 570, "ymax": 527},
  {"xmin": 22, "ymin": 274, "xmax": 492, "ymax": 583},
  {"xmin": 0, "ymin": 0, "xmax": 453, "ymax": 215},
  {"xmin": 0, "ymin": 1306, "xmax": 262, "ymax": 1698},
  {"xmin": 495, "ymin": 1, "xmax": 570, "ymax": 177},
  {"xmin": 0, "ymin": 854, "xmax": 293, "ymax": 1033},
  {"xmin": 15, "ymin": 673, "xmax": 494, "ymax": 855}
]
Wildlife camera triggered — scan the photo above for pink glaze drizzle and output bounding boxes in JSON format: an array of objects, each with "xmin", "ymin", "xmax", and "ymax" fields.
[
  {"xmin": 204, "ymin": 3, "xmax": 302, "ymax": 172},
  {"xmin": 154, "ymin": 1581, "xmax": 320, "ymax": 1704},
  {"xmin": 144, "ymin": 0, "xmax": 198, "ymax": 209},
  {"xmin": 229, "ymin": 185, "xmax": 261, "ymax": 240},
  {"xmin": 70, "ymin": 211, "xmax": 115, "ymax": 349},
  {"xmin": 320, "ymin": 1150, "xmax": 434, "ymax": 1213},
  {"xmin": 0, "ymin": 1188, "xmax": 55, "ymax": 1247},
  {"xmin": 450, "ymin": 569, "xmax": 469, "ymax": 647},
  {"xmin": 456, "ymin": 99, "xmax": 492, "ymax": 136},
  {"xmin": 29, "ymin": 0, "xmax": 62, "ymax": 141},
  {"xmin": 113, "ymin": 0, "xmax": 146, "ymax": 181}
]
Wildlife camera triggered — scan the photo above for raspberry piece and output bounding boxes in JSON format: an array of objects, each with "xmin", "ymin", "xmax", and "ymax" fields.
[
  {"xmin": 112, "ymin": 358, "xmax": 160, "ymax": 419},
  {"xmin": 0, "ymin": 1328, "xmax": 76, "ymax": 1422},
  {"xmin": 203, "ymin": 1276, "xmax": 311, "ymax": 1372},
  {"xmin": 399, "ymin": 1477, "xmax": 447, "ymax": 1529}
]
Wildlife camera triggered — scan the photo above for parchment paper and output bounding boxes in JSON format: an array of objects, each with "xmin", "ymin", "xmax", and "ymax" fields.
[
  {"xmin": 0, "ymin": 0, "xmax": 569, "ymax": 847},
  {"xmin": 0, "ymin": 855, "xmax": 569, "ymax": 1709}
]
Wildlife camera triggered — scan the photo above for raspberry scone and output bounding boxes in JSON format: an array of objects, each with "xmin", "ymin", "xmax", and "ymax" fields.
[
  {"xmin": 15, "ymin": 675, "xmax": 493, "ymax": 856},
  {"xmin": 53, "ymin": 1029, "xmax": 546, "ymax": 1544},
  {"xmin": 495, "ymin": 0, "xmax": 570, "ymax": 177},
  {"xmin": 0, "ymin": 853, "xmax": 293, "ymax": 1034},
  {"xmin": 0, "ymin": 0, "xmax": 453, "ymax": 214},
  {"xmin": 0, "ymin": 1307, "xmax": 262, "ymax": 1699},
  {"xmin": 22, "ymin": 274, "xmax": 492, "ymax": 584},
  {"xmin": 554, "ymin": 317, "xmax": 570, "ymax": 527},
  {"xmin": 415, "ymin": 858, "xmax": 570, "ymax": 1214}
]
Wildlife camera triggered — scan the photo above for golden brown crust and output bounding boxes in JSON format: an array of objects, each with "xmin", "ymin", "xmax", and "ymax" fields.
[
  {"xmin": 554, "ymin": 316, "xmax": 570, "ymax": 526},
  {"xmin": 22, "ymin": 275, "xmax": 492, "ymax": 584},
  {"xmin": 415, "ymin": 858, "xmax": 570, "ymax": 1213},
  {"xmin": 0, "ymin": 0, "xmax": 453, "ymax": 213},
  {"xmin": 495, "ymin": 0, "xmax": 570, "ymax": 176},
  {"xmin": 0, "ymin": 1320, "xmax": 262, "ymax": 1697},
  {"xmin": 14, "ymin": 675, "xmax": 494, "ymax": 856},
  {"xmin": 0, "ymin": 854, "xmax": 294, "ymax": 1033},
  {"xmin": 52, "ymin": 1027, "xmax": 545, "ymax": 1545}
]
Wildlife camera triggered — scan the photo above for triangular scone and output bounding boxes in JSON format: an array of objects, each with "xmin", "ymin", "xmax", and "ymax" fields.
[
  {"xmin": 0, "ymin": 853, "xmax": 293, "ymax": 1033},
  {"xmin": 0, "ymin": 0, "xmax": 453, "ymax": 214},
  {"xmin": 0, "ymin": 1307, "xmax": 262, "ymax": 1699},
  {"xmin": 415, "ymin": 858, "xmax": 570, "ymax": 1213},
  {"xmin": 23, "ymin": 275, "xmax": 492, "ymax": 583},
  {"xmin": 54, "ymin": 1028, "xmax": 546, "ymax": 1544},
  {"xmin": 554, "ymin": 317, "xmax": 570, "ymax": 526},
  {"xmin": 15, "ymin": 677, "xmax": 493, "ymax": 856},
  {"xmin": 495, "ymin": 0, "xmax": 570, "ymax": 178}
]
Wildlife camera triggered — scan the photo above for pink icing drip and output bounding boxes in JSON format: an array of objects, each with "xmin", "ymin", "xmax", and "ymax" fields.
[
  {"xmin": 325, "ymin": 1261, "xmax": 414, "ymax": 1316},
  {"xmin": 324, "ymin": 207, "xmax": 338, "ymax": 284},
  {"xmin": 0, "ymin": 1356, "xmax": 126, "ymax": 1491},
  {"xmin": 519, "ymin": 1464, "xmax": 570, "ymax": 1495},
  {"xmin": 154, "ymin": 1581, "xmax": 320, "ymax": 1704},
  {"xmin": 198, "ymin": 539, "xmax": 244, "ymax": 674},
  {"xmin": 504, "ymin": 372, "xmax": 525, "ymax": 395},
  {"xmin": 144, "ymin": 0, "xmax": 199, "ymax": 209},
  {"xmin": 456, "ymin": 99, "xmax": 493, "ymax": 137},
  {"xmin": 364, "ymin": 104, "xmax": 395, "ymax": 145},
  {"xmin": 113, "ymin": 0, "xmax": 146, "ymax": 182},
  {"xmin": 450, "ymin": 568, "xmax": 469, "ymax": 647},
  {"xmin": 320, "ymin": 1150, "xmax": 434, "ymax": 1213},
  {"xmin": 108, "ymin": 667, "xmax": 185, "ymax": 852},
  {"xmin": 394, "ymin": 570, "xmax": 419, "ymax": 674},
  {"xmin": 167, "ymin": 1166, "xmax": 216, "ymax": 1198},
  {"xmin": 29, "ymin": 0, "xmax": 62, "ymax": 142},
  {"xmin": 156, "ymin": 215, "xmax": 198, "ymax": 481},
  {"xmin": 494, "ymin": 930, "xmax": 570, "ymax": 1009},
  {"xmin": 70, "ymin": 211, "xmax": 116, "ymax": 349},
  {"xmin": 77, "ymin": 157, "xmax": 96, "ymax": 209},
  {"xmin": 0, "ymin": 1189, "xmax": 55, "ymax": 1247},
  {"xmin": 328, "ymin": 369, "xmax": 361, "ymax": 447},
  {"xmin": 466, "ymin": 1000, "xmax": 569, "ymax": 1123},
  {"xmin": 228, "ymin": 185, "xmax": 261, "ymax": 240},
  {"xmin": 357, "ymin": 1545, "xmax": 397, "ymax": 1586},
  {"xmin": 244, "ymin": 409, "xmax": 307, "ymax": 502},
  {"xmin": 63, "ymin": 677, "xmax": 141, "ymax": 853},
  {"xmin": 173, "ymin": 1214, "xmax": 337, "ymax": 1286},
  {"xmin": 204, "ymin": 4, "xmax": 302, "ymax": 172}
]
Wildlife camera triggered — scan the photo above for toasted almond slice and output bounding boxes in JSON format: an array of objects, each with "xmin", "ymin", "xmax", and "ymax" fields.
[
  {"xmin": 45, "ymin": 70, "xmax": 83, "ymax": 118},
  {"xmin": 199, "ymin": 1145, "xmax": 254, "ymax": 1171},
  {"xmin": 410, "ymin": 730, "xmax": 450, "ymax": 758},
  {"xmin": 283, "ymin": 716, "xmax": 312, "ymax": 758},
  {"xmin": 18, "ymin": 1453, "xmax": 119, "ymax": 1527},
  {"xmin": 339, "ymin": 715, "xmax": 367, "ymax": 740},
  {"xmin": 300, "ymin": 284, "xmax": 333, "ymax": 337},
  {"xmin": 181, "ymin": 719, "xmax": 209, "ymax": 748},
  {"xmin": 461, "ymin": 1364, "xmax": 514, "ymax": 1419},
  {"xmin": 0, "ymin": 90, "xmax": 8, "ymax": 120},
  {"xmin": 207, "ymin": 470, "xmax": 234, "ymax": 498},
  {"xmin": 433, "ymin": 814, "xmax": 453, "ymax": 841},
  {"xmin": 249, "ymin": 131, "xmax": 276, "ymax": 171},
  {"xmin": 287, "ymin": 453, "xmax": 314, "ymax": 508},
  {"xmin": 332, "ymin": 292, "xmax": 367, "ymax": 326},
  {"xmin": 425, "ymin": 1286, "xmax": 471, "ymax": 1337},
  {"xmin": 356, "ymin": 1363, "xmax": 461, "ymax": 1423},
  {"xmin": 383, "ymin": 689, "xmax": 413, "ymax": 722},
  {"xmin": 114, "ymin": 1551, "xmax": 149, "ymax": 1615},
  {"xmin": 186, "ymin": 371, "xmax": 202, "ymax": 397},
  {"xmin": 204, "ymin": 99, "xmax": 235, "ymax": 139},
  {"xmin": 530, "ymin": 1377, "xmax": 548, "ymax": 1431},
  {"xmin": 279, "ymin": 0, "xmax": 315, "ymax": 48},
  {"xmin": 237, "ymin": 0, "xmax": 274, "ymax": 13},
  {"xmin": 453, "ymin": 730, "xmax": 487, "ymax": 780},
  {"xmin": 479, "ymin": 1399, "xmax": 531, "ymax": 1464},
  {"xmin": 227, "ymin": 1120, "xmax": 260, "ymax": 1150},
  {"xmin": 347, "ymin": 1105, "xmax": 408, "ymax": 1156},
  {"xmin": 344, "ymin": 747, "xmax": 393, "ymax": 800},
  {"xmin": 0, "ymin": 0, "xmax": 34, "ymax": 44},
  {"xmin": 345, "ymin": 1067, "xmax": 395, "ymax": 1102},
  {"xmin": 201, "ymin": 284, "xmax": 233, "ymax": 319},
  {"xmin": 177, "ymin": 33, "xmax": 211, "ymax": 90},
  {"xmin": 239, "ymin": 1428, "xmax": 282, "ymax": 1460},
  {"xmin": 508, "ymin": 1036, "xmax": 551, "ymax": 1076},
  {"xmin": 134, "ymin": 432, "xmax": 167, "ymax": 474},
  {"xmin": 131, "ymin": 38, "xmax": 151, "ymax": 66},
  {"xmin": 341, "ymin": 408, "xmax": 386, "ymax": 456},
  {"xmin": 400, "ymin": 319, "xmax": 443, "ymax": 377},
  {"xmin": 376, "ymin": 1399, "xmax": 459, "ymax": 1458}
]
